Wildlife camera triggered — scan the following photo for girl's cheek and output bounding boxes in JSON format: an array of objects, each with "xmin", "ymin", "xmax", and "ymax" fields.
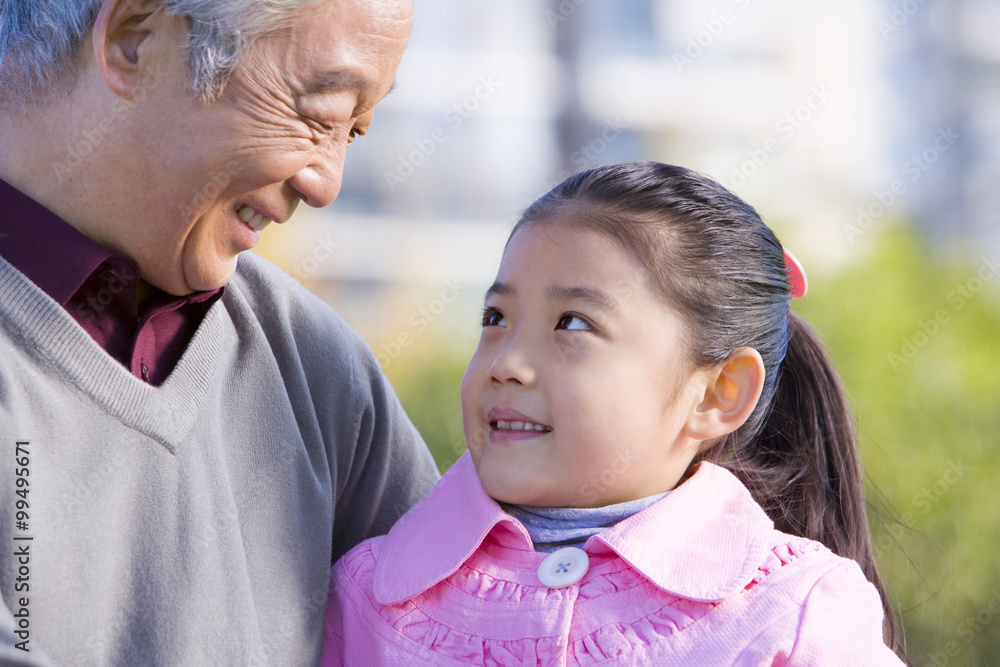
[{"xmin": 554, "ymin": 334, "xmax": 592, "ymax": 360}]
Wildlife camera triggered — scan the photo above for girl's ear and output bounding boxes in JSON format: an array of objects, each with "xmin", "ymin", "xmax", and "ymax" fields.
[
  {"xmin": 92, "ymin": 0, "xmax": 182, "ymax": 100},
  {"xmin": 683, "ymin": 347, "xmax": 765, "ymax": 441}
]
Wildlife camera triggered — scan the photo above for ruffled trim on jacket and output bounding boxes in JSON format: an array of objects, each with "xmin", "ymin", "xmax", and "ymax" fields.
[{"xmin": 340, "ymin": 534, "xmax": 829, "ymax": 665}]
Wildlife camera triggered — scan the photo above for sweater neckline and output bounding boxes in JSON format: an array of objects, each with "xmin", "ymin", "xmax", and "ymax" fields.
[
  {"xmin": 501, "ymin": 492, "xmax": 670, "ymax": 552},
  {"xmin": 0, "ymin": 256, "xmax": 234, "ymax": 453}
]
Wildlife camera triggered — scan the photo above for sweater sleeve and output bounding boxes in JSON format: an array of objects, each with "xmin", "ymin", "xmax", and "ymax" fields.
[
  {"xmin": 230, "ymin": 251, "xmax": 441, "ymax": 563},
  {"xmin": 784, "ymin": 560, "xmax": 905, "ymax": 666},
  {"xmin": 330, "ymin": 336, "xmax": 440, "ymax": 561}
]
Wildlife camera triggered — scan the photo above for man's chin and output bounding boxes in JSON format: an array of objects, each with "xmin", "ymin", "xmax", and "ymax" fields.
[{"xmin": 144, "ymin": 258, "xmax": 238, "ymax": 296}]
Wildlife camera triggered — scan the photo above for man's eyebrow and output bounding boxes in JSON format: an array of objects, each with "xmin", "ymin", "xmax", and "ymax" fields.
[
  {"xmin": 304, "ymin": 70, "xmax": 368, "ymax": 95},
  {"xmin": 546, "ymin": 285, "xmax": 620, "ymax": 314}
]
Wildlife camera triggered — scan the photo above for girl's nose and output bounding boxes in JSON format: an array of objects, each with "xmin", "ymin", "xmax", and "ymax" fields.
[{"xmin": 487, "ymin": 339, "xmax": 537, "ymax": 388}]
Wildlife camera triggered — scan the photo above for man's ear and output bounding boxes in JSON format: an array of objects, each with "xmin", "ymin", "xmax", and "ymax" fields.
[
  {"xmin": 91, "ymin": 0, "xmax": 180, "ymax": 99},
  {"xmin": 683, "ymin": 347, "xmax": 765, "ymax": 442}
]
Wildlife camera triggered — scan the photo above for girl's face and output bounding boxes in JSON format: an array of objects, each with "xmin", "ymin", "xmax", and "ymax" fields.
[{"xmin": 461, "ymin": 214, "xmax": 710, "ymax": 508}]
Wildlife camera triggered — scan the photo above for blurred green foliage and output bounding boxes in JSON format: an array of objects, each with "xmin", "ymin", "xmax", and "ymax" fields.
[
  {"xmin": 383, "ymin": 227, "xmax": 1000, "ymax": 665},
  {"xmin": 387, "ymin": 345, "xmax": 470, "ymax": 471},
  {"xmin": 794, "ymin": 228, "xmax": 1000, "ymax": 666}
]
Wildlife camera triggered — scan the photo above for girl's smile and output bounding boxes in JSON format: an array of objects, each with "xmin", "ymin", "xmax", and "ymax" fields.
[
  {"xmin": 461, "ymin": 213, "xmax": 711, "ymax": 508},
  {"xmin": 488, "ymin": 406, "xmax": 553, "ymax": 442}
]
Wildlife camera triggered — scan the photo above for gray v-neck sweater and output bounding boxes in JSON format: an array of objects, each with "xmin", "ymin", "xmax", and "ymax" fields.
[{"xmin": 0, "ymin": 251, "xmax": 439, "ymax": 665}]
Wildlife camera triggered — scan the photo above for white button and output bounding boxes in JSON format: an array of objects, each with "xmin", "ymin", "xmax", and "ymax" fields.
[{"xmin": 537, "ymin": 547, "xmax": 590, "ymax": 589}]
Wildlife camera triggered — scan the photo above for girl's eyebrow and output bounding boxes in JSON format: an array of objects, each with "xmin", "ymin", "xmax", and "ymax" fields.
[
  {"xmin": 484, "ymin": 281, "xmax": 619, "ymax": 315},
  {"xmin": 485, "ymin": 281, "xmax": 514, "ymax": 300},
  {"xmin": 546, "ymin": 285, "xmax": 621, "ymax": 315}
]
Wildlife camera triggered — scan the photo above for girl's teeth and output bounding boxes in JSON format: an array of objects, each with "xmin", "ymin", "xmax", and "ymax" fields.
[
  {"xmin": 237, "ymin": 206, "xmax": 272, "ymax": 232},
  {"xmin": 495, "ymin": 420, "xmax": 550, "ymax": 432}
]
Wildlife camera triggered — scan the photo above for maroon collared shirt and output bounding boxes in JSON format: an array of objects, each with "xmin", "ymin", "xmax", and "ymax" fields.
[{"xmin": 0, "ymin": 178, "xmax": 223, "ymax": 385}]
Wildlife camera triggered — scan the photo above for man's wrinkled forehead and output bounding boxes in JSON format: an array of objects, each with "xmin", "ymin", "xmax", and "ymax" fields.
[{"xmin": 268, "ymin": 0, "xmax": 413, "ymax": 97}]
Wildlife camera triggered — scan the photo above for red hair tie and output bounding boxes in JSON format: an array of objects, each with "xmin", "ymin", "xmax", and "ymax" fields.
[{"xmin": 783, "ymin": 248, "xmax": 808, "ymax": 299}]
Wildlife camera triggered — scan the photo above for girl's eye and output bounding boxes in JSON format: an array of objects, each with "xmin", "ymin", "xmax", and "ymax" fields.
[
  {"xmin": 482, "ymin": 307, "xmax": 506, "ymax": 327},
  {"xmin": 556, "ymin": 314, "xmax": 592, "ymax": 331}
]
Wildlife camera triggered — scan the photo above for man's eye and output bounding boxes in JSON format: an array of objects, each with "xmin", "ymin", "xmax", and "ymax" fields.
[
  {"xmin": 482, "ymin": 308, "xmax": 506, "ymax": 327},
  {"xmin": 556, "ymin": 314, "xmax": 591, "ymax": 331},
  {"xmin": 302, "ymin": 115, "xmax": 336, "ymax": 139}
]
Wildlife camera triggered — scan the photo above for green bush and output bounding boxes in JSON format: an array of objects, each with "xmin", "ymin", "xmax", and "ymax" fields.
[{"xmin": 384, "ymin": 340, "xmax": 470, "ymax": 472}]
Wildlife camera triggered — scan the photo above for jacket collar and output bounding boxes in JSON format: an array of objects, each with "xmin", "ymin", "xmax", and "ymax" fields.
[{"xmin": 373, "ymin": 452, "xmax": 773, "ymax": 605}]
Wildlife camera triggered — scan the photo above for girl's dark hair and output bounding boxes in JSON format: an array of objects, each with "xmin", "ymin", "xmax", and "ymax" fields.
[{"xmin": 513, "ymin": 161, "xmax": 901, "ymax": 652}]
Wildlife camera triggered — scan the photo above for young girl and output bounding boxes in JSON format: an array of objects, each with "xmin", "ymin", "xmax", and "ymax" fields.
[{"xmin": 323, "ymin": 162, "xmax": 906, "ymax": 665}]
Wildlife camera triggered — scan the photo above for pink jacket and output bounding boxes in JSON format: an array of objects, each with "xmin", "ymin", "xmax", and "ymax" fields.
[{"xmin": 323, "ymin": 453, "xmax": 904, "ymax": 666}]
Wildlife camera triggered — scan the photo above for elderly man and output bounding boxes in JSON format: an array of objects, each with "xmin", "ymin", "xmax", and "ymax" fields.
[{"xmin": 0, "ymin": 0, "xmax": 439, "ymax": 663}]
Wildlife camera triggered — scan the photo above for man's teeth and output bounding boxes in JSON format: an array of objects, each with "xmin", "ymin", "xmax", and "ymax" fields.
[
  {"xmin": 495, "ymin": 420, "xmax": 551, "ymax": 432},
  {"xmin": 237, "ymin": 205, "xmax": 273, "ymax": 232}
]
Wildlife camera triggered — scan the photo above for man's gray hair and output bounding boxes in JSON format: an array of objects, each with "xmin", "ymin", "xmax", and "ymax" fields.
[{"xmin": 0, "ymin": 0, "xmax": 324, "ymax": 105}]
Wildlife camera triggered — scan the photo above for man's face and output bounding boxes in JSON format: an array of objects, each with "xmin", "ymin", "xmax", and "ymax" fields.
[{"xmin": 119, "ymin": 0, "xmax": 411, "ymax": 294}]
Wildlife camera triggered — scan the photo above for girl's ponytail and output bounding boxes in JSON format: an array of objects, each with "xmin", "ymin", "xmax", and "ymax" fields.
[{"xmin": 740, "ymin": 311, "xmax": 899, "ymax": 649}]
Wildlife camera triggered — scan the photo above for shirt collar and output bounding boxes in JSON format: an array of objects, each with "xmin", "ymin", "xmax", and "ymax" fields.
[
  {"xmin": 0, "ymin": 177, "xmax": 118, "ymax": 305},
  {"xmin": 373, "ymin": 452, "xmax": 531, "ymax": 605},
  {"xmin": 373, "ymin": 452, "xmax": 774, "ymax": 605},
  {"xmin": 591, "ymin": 461, "xmax": 774, "ymax": 601}
]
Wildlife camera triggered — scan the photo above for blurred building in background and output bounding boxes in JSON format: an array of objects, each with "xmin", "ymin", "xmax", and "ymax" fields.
[
  {"xmin": 256, "ymin": 0, "xmax": 999, "ymax": 343},
  {"xmin": 885, "ymin": 0, "xmax": 1000, "ymax": 250}
]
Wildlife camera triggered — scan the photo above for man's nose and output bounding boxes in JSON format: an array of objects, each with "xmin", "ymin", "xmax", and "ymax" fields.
[{"xmin": 287, "ymin": 138, "xmax": 347, "ymax": 208}]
